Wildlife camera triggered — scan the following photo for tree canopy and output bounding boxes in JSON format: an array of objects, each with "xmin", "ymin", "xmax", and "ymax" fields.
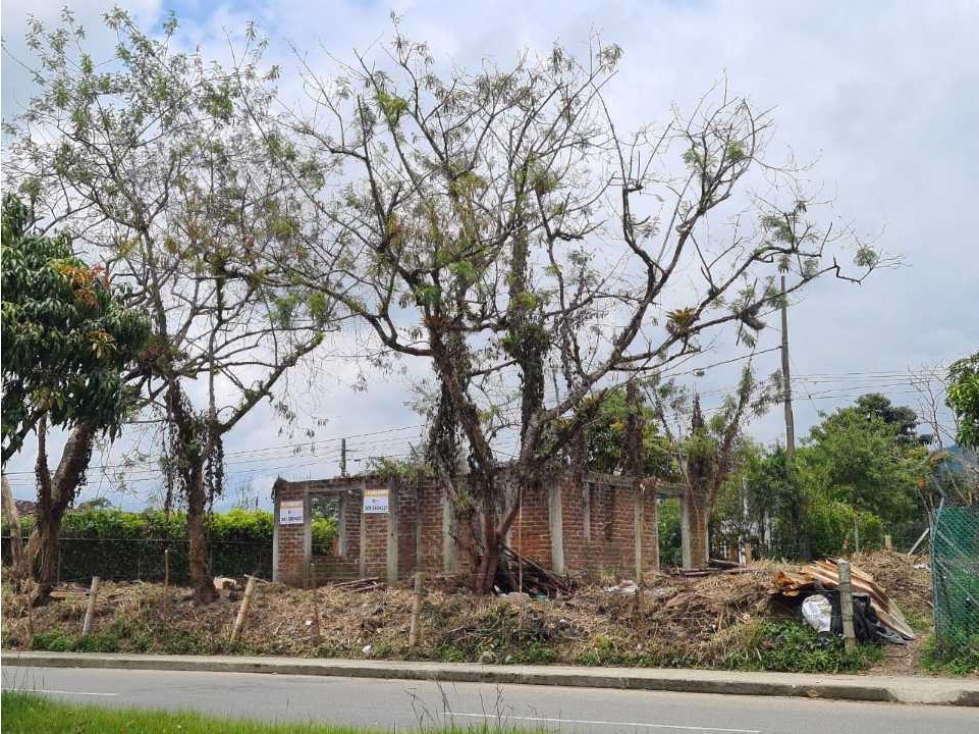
[
  {"xmin": 1, "ymin": 194, "xmax": 149, "ymax": 464},
  {"xmin": 800, "ymin": 395, "xmax": 930, "ymax": 526},
  {"xmin": 947, "ymin": 352, "xmax": 979, "ymax": 451}
]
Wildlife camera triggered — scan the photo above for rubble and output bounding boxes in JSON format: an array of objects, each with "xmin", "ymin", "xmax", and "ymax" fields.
[
  {"xmin": 494, "ymin": 546, "xmax": 572, "ymax": 597},
  {"xmin": 772, "ymin": 558, "xmax": 915, "ymax": 640}
]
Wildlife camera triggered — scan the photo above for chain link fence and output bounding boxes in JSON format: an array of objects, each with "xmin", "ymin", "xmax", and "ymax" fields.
[
  {"xmin": 930, "ymin": 501, "xmax": 979, "ymax": 657},
  {"xmin": 1, "ymin": 536, "xmax": 272, "ymax": 583}
]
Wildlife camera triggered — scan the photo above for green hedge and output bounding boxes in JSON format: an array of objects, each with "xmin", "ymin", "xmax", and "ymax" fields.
[
  {"xmin": 806, "ymin": 498, "xmax": 884, "ymax": 557},
  {"xmin": 1, "ymin": 508, "xmax": 336, "ymax": 582}
]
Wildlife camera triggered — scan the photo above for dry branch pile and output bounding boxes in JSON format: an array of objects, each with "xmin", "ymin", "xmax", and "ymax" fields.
[{"xmin": 1, "ymin": 552, "xmax": 935, "ymax": 673}]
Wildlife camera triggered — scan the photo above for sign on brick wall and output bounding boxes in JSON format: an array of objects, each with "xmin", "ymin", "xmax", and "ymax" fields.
[
  {"xmin": 363, "ymin": 489, "xmax": 389, "ymax": 514},
  {"xmin": 279, "ymin": 499, "xmax": 304, "ymax": 525}
]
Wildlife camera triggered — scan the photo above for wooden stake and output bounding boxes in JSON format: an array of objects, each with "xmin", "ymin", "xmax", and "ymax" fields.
[
  {"xmin": 907, "ymin": 527, "xmax": 930, "ymax": 556},
  {"xmin": 837, "ymin": 560, "xmax": 857, "ymax": 654},
  {"xmin": 408, "ymin": 571, "xmax": 425, "ymax": 649},
  {"xmin": 230, "ymin": 576, "xmax": 258, "ymax": 644},
  {"xmin": 82, "ymin": 576, "xmax": 101, "ymax": 635},
  {"xmin": 884, "ymin": 534, "xmax": 893, "ymax": 551},
  {"xmin": 162, "ymin": 548, "xmax": 170, "ymax": 638},
  {"xmin": 744, "ymin": 541, "xmax": 753, "ymax": 565}
]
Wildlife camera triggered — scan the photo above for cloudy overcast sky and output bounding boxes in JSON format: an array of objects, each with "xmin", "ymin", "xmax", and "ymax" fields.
[{"xmin": 2, "ymin": 0, "xmax": 976, "ymax": 507}]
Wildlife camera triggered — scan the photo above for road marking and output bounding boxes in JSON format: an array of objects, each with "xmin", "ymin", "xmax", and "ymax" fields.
[
  {"xmin": 2, "ymin": 687, "xmax": 118, "ymax": 697},
  {"xmin": 449, "ymin": 712, "xmax": 762, "ymax": 733}
]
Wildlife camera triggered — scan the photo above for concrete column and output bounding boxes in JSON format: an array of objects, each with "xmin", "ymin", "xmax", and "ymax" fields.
[
  {"xmin": 633, "ymin": 486, "xmax": 643, "ymax": 580},
  {"xmin": 649, "ymin": 495, "xmax": 660, "ymax": 571},
  {"xmin": 358, "ymin": 483, "xmax": 367, "ymax": 578},
  {"xmin": 415, "ymin": 499, "xmax": 423, "ymax": 572},
  {"xmin": 681, "ymin": 494, "xmax": 692, "ymax": 570},
  {"xmin": 337, "ymin": 494, "xmax": 347, "ymax": 556},
  {"xmin": 442, "ymin": 488, "xmax": 457, "ymax": 572},
  {"xmin": 548, "ymin": 480, "xmax": 565, "ymax": 574},
  {"xmin": 302, "ymin": 489, "xmax": 312, "ymax": 588},
  {"xmin": 582, "ymin": 482, "xmax": 592, "ymax": 542},
  {"xmin": 386, "ymin": 483, "xmax": 399, "ymax": 584},
  {"xmin": 680, "ymin": 492, "xmax": 708, "ymax": 568},
  {"xmin": 272, "ymin": 492, "xmax": 280, "ymax": 583}
]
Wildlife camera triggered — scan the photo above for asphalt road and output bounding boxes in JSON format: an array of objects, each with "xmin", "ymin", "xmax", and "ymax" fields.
[{"xmin": 1, "ymin": 666, "xmax": 974, "ymax": 734}]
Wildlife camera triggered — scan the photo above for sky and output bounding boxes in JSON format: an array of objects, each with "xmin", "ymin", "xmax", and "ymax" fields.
[{"xmin": 2, "ymin": 0, "xmax": 976, "ymax": 509}]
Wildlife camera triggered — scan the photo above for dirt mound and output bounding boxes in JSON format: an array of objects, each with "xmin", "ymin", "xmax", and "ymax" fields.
[
  {"xmin": 852, "ymin": 551, "xmax": 932, "ymax": 620},
  {"xmin": 0, "ymin": 556, "xmax": 934, "ymax": 674}
]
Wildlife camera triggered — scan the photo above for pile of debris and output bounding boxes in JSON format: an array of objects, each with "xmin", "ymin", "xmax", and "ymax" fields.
[
  {"xmin": 772, "ymin": 558, "xmax": 915, "ymax": 642},
  {"xmin": 674, "ymin": 558, "xmax": 755, "ymax": 578},
  {"xmin": 493, "ymin": 546, "xmax": 572, "ymax": 598}
]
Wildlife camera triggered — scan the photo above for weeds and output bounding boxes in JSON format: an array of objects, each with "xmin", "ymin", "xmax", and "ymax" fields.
[
  {"xmin": 722, "ymin": 621, "xmax": 882, "ymax": 674},
  {"xmin": 920, "ymin": 633, "xmax": 979, "ymax": 676}
]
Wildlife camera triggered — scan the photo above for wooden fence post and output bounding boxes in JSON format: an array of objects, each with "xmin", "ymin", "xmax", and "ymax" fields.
[
  {"xmin": 230, "ymin": 576, "xmax": 258, "ymax": 644},
  {"xmin": 744, "ymin": 541, "xmax": 753, "ymax": 565},
  {"xmin": 884, "ymin": 534, "xmax": 893, "ymax": 551},
  {"xmin": 82, "ymin": 576, "xmax": 101, "ymax": 635},
  {"xmin": 162, "ymin": 549, "xmax": 170, "ymax": 638},
  {"xmin": 837, "ymin": 560, "xmax": 857, "ymax": 654},
  {"xmin": 408, "ymin": 571, "xmax": 425, "ymax": 650}
]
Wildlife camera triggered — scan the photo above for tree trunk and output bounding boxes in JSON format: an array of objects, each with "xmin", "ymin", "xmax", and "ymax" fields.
[
  {"xmin": 186, "ymin": 463, "xmax": 218, "ymax": 605},
  {"xmin": 2, "ymin": 475, "xmax": 29, "ymax": 589},
  {"xmin": 32, "ymin": 421, "xmax": 96, "ymax": 603},
  {"xmin": 165, "ymin": 381, "xmax": 218, "ymax": 605},
  {"xmin": 474, "ymin": 531, "xmax": 503, "ymax": 595},
  {"xmin": 35, "ymin": 512, "xmax": 62, "ymax": 600}
]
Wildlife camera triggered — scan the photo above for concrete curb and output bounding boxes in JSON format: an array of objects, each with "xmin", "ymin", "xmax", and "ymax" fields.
[{"xmin": 5, "ymin": 651, "xmax": 978, "ymax": 707}]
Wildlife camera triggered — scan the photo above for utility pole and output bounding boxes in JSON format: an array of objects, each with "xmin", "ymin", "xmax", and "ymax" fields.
[
  {"xmin": 780, "ymin": 274, "xmax": 796, "ymax": 459},
  {"xmin": 340, "ymin": 438, "xmax": 348, "ymax": 477}
]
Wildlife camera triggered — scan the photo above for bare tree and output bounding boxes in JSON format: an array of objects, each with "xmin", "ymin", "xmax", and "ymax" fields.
[
  {"xmin": 262, "ymin": 32, "xmax": 883, "ymax": 591},
  {"xmin": 5, "ymin": 11, "xmax": 334, "ymax": 602}
]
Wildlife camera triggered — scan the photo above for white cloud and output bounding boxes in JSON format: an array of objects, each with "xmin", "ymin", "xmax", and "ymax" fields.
[{"xmin": 3, "ymin": 0, "xmax": 975, "ymax": 505}]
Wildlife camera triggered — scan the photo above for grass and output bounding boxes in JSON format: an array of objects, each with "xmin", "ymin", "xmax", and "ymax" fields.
[
  {"xmin": 920, "ymin": 632, "xmax": 979, "ymax": 676},
  {"xmin": 1, "ymin": 692, "xmax": 531, "ymax": 734},
  {"xmin": 721, "ymin": 621, "xmax": 883, "ymax": 674}
]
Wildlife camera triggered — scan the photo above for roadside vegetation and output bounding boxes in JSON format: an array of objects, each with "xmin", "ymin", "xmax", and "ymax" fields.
[
  {"xmin": 0, "ymin": 692, "xmax": 530, "ymax": 734},
  {"xmin": 3, "ymin": 552, "xmax": 932, "ymax": 675}
]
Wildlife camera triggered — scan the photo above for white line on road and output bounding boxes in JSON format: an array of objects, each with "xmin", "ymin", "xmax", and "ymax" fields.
[
  {"xmin": 449, "ymin": 712, "xmax": 762, "ymax": 733},
  {"xmin": 3, "ymin": 687, "xmax": 118, "ymax": 697}
]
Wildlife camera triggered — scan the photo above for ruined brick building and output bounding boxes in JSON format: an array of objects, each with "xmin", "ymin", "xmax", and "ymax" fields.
[{"xmin": 273, "ymin": 469, "xmax": 689, "ymax": 586}]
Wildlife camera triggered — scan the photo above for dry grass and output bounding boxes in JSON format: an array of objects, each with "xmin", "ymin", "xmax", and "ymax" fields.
[{"xmin": 1, "ymin": 553, "xmax": 934, "ymax": 673}]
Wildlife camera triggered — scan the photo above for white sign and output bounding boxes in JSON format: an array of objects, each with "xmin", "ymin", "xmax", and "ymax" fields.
[
  {"xmin": 363, "ymin": 488, "xmax": 389, "ymax": 514},
  {"xmin": 279, "ymin": 500, "xmax": 304, "ymax": 525}
]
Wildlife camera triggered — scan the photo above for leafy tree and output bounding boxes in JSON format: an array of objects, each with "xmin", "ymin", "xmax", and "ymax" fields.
[
  {"xmin": 947, "ymin": 352, "xmax": 979, "ymax": 451},
  {"xmin": 1, "ymin": 194, "xmax": 149, "ymax": 600},
  {"xmin": 852, "ymin": 393, "xmax": 931, "ymax": 447},
  {"xmin": 6, "ymin": 12, "xmax": 330, "ymax": 603},
  {"xmin": 653, "ymin": 368, "xmax": 772, "ymax": 567},
  {"xmin": 268, "ymin": 32, "xmax": 882, "ymax": 589},
  {"xmin": 1, "ymin": 195, "xmax": 148, "ymax": 463},
  {"xmin": 799, "ymin": 396, "xmax": 930, "ymax": 528},
  {"xmin": 717, "ymin": 443, "xmax": 807, "ymax": 557},
  {"xmin": 579, "ymin": 387, "xmax": 673, "ymax": 477}
]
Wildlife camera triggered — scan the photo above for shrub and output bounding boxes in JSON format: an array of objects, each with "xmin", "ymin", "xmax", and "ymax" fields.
[
  {"xmin": 806, "ymin": 498, "xmax": 884, "ymax": 557},
  {"xmin": 1, "ymin": 508, "xmax": 336, "ymax": 582}
]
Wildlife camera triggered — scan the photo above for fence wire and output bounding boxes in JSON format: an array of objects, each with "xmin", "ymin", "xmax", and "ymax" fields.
[
  {"xmin": 930, "ymin": 502, "xmax": 979, "ymax": 656},
  {"xmin": 1, "ymin": 536, "xmax": 272, "ymax": 583}
]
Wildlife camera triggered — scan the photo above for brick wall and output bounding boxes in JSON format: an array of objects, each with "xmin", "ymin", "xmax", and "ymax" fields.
[
  {"xmin": 508, "ymin": 478, "xmax": 552, "ymax": 567},
  {"xmin": 275, "ymin": 470, "xmax": 666, "ymax": 586},
  {"xmin": 273, "ymin": 479, "xmax": 307, "ymax": 586}
]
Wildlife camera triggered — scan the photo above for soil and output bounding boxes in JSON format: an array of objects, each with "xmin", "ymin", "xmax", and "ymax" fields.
[{"xmin": 1, "ymin": 551, "xmax": 952, "ymax": 676}]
